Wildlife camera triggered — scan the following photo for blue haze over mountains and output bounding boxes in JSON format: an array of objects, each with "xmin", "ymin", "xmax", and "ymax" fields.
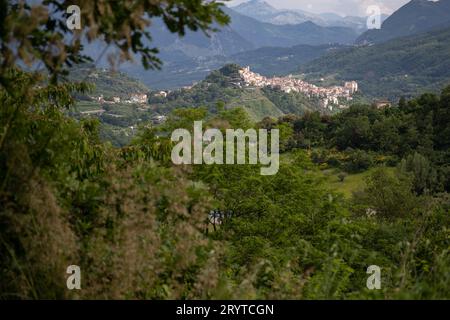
[
  {"xmin": 81, "ymin": 0, "xmax": 450, "ymax": 93},
  {"xmin": 83, "ymin": 0, "xmax": 362, "ymax": 89}
]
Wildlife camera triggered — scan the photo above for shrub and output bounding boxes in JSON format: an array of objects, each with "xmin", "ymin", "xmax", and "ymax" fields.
[
  {"xmin": 338, "ymin": 172, "xmax": 348, "ymax": 182},
  {"xmin": 344, "ymin": 149, "xmax": 374, "ymax": 173}
]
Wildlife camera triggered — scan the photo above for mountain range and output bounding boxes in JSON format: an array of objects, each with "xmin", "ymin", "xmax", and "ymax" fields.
[
  {"xmin": 105, "ymin": 5, "xmax": 360, "ymax": 89},
  {"xmin": 80, "ymin": 0, "xmax": 450, "ymax": 97},
  {"xmin": 231, "ymin": 0, "xmax": 376, "ymax": 33},
  {"xmin": 136, "ymin": 43, "xmax": 344, "ymax": 89},
  {"xmin": 149, "ymin": 6, "xmax": 359, "ymax": 62},
  {"xmin": 232, "ymin": 0, "xmax": 324, "ymax": 26},
  {"xmin": 299, "ymin": 26, "xmax": 450, "ymax": 99}
]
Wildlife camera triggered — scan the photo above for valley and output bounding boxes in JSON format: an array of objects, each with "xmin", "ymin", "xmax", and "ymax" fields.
[{"xmin": 71, "ymin": 63, "xmax": 361, "ymax": 146}]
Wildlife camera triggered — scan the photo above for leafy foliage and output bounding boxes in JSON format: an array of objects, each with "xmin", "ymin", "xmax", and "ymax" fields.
[
  {"xmin": 0, "ymin": 0, "xmax": 229, "ymax": 84},
  {"xmin": 277, "ymin": 90, "xmax": 450, "ymax": 192},
  {"xmin": 0, "ymin": 0, "xmax": 449, "ymax": 301}
]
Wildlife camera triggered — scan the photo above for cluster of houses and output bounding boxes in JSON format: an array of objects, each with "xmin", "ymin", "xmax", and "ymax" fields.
[
  {"xmin": 94, "ymin": 93, "xmax": 148, "ymax": 105},
  {"xmin": 238, "ymin": 66, "xmax": 359, "ymax": 111},
  {"xmin": 83, "ymin": 92, "xmax": 169, "ymax": 124}
]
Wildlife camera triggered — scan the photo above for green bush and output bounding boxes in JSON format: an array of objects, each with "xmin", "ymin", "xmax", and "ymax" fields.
[{"xmin": 344, "ymin": 149, "xmax": 375, "ymax": 173}]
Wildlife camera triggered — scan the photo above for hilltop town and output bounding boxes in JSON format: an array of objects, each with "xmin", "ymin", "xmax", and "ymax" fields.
[{"xmin": 238, "ymin": 66, "xmax": 358, "ymax": 110}]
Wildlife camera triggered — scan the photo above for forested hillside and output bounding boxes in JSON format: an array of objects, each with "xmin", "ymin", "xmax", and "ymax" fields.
[
  {"xmin": 299, "ymin": 27, "xmax": 450, "ymax": 99},
  {"xmin": 2, "ymin": 70, "xmax": 449, "ymax": 298},
  {"xmin": 227, "ymin": 44, "xmax": 345, "ymax": 77},
  {"xmin": 68, "ymin": 64, "xmax": 150, "ymax": 99},
  {"xmin": 67, "ymin": 64, "xmax": 325, "ymax": 147},
  {"xmin": 148, "ymin": 64, "xmax": 322, "ymax": 120},
  {"xmin": 357, "ymin": 0, "xmax": 450, "ymax": 44}
]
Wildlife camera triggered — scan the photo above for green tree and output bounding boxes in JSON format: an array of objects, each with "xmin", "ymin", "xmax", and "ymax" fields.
[
  {"xmin": 399, "ymin": 152, "xmax": 439, "ymax": 194},
  {"xmin": 335, "ymin": 115, "xmax": 372, "ymax": 150},
  {"xmin": 0, "ymin": 0, "xmax": 231, "ymax": 299},
  {"xmin": 0, "ymin": 0, "xmax": 229, "ymax": 85},
  {"xmin": 354, "ymin": 168, "xmax": 418, "ymax": 220}
]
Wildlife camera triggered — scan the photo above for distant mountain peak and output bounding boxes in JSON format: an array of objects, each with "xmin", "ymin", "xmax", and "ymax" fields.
[
  {"xmin": 232, "ymin": 0, "xmax": 279, "ymax": 17},
  {"xmin": 301, "ymin": 20, "xmax": 318, "ymax": 27},
  {"xmin": 231, "ymin": 1, "xmax": 367, "ymax": 31},
  {"xmin": 237, "ymin": 0, "xmax": 276, "ymax": 7},
  {"xmin": 246, "ymin": 0, "xmax": 272, "ymax": 4}
]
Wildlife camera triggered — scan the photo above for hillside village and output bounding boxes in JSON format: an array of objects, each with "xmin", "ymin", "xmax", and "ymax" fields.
[
  {"xmin": 238, "ymin": 66, "xmax": 358, "ymax": 110},
  {"xmin": 150, "ymin": 65, "xmax": 359, "ymax": 112},
  {"xmin": 76, "ymin": 63, "xmax": 361, "ymax": 130},
  {"xmin": 93, "ymin": 93, "xmax": 149, "ymax": 105}
]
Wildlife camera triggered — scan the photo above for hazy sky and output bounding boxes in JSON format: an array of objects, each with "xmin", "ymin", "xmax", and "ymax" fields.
[{"xmin": 227, "ymin": 0, "xmax": 413, "ymax": 16}]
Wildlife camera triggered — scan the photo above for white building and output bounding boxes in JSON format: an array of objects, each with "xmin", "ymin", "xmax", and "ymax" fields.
[
  {"xmin": 130, "ymin": 93, "xmax": 148, "ymax": 104},
  {"xmin": 155, "ymin": 91, "xmax": 167, "ymax": 98},
  {"xmin": 152, "ymin": 115, "xmax": 167, "ymax": 124},
  {"xmin": 345, "ymin": 81, "xmax": 358, "ymax": 94},
  {"xmin": 238, "ymin": 67, "xmax": 358, "ymax": 110}
]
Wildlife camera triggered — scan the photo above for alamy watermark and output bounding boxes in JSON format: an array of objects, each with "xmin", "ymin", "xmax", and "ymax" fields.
[
  {"xmin": 66, "ymin": 265, "xmax": 81, "ymax": 290},
  {"xmin": 171, "ymin": 121, "xmax": 280, "ymax": 175},
  {"xmin": 66, "ymin": 5, "xmax": 81, "ymax": 30},
  {"xmin": 366, "ymin": 5, "xmax": 382, "ymax": 30},
  {"xmin": 366, "ymin": 265, "xmax": 381, "ymax": 290}
]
